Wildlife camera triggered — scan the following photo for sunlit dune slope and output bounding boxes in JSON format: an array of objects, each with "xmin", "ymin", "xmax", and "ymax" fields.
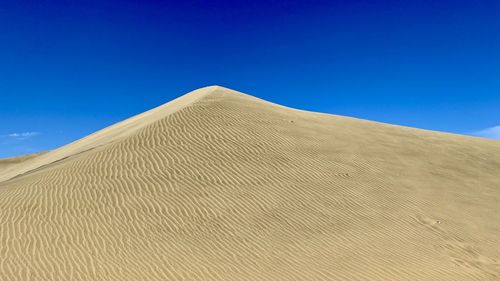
[
  {"xmin": 1, "ymin": 86, "xmax": 499, "ymax": 281},
  {"xmin": 0, "ymin": 152, "xmax": 44, "ymax": 170}
]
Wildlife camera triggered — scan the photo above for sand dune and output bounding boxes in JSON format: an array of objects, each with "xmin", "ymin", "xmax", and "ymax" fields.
[
  {"xmin": 1, "ymin": 86, "xmax": 499, "ymax": 280},
  {"xmin": 0, "ymin": 152, "xmax": 44, "ymax": 170}
]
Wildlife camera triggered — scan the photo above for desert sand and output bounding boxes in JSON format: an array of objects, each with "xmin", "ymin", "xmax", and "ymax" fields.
[{"xmin": 0, "ymin": 86, "xmax": 499, "ymax": 280}]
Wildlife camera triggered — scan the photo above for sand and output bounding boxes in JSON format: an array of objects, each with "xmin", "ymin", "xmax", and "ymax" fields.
[
  {"xmin": 0, "ymin": 86, "xmax": 499, "ymax": 280},
  {"xmin": 0, "ymin": 153, "xmax": 44, "ymax": 170}
]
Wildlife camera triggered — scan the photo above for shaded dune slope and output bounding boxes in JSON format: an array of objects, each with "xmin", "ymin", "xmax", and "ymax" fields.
[{"xmin": 1, "ymin": 86, "xmax": 499, "ymax": 280}]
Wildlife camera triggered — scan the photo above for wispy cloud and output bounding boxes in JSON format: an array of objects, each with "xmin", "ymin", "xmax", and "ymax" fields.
[
  {"xmin": 3, "ymin": 132, "xmax": 41, "ymax": 140},
  {"xmin": 471, "ymin": 126, "xmax": 500, "ymax": 140}
]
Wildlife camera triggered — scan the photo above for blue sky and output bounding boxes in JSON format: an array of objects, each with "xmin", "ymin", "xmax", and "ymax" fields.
[{"xmin": 1, "ymin": 0, "xmax": 499, "ymax": 158}]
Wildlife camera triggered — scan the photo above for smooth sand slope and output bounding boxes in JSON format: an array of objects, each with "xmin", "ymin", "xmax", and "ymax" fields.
[
  {"xmin": 0, "ymin": 153, "xmax": 44, "ymax": 170},
  {"xmin": 1, "ymin": 86, "xmax": 499, "ymax": 281}
]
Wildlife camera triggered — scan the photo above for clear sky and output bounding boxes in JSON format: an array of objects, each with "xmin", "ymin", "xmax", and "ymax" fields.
[{"xmin": 1, "ymin": 0, "xmax": 499, "ymax": 158}]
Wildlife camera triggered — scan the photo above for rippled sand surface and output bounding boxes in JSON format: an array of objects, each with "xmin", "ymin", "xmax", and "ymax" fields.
[{"xmin": 1, "ymin": 86, "xmax": 499, "ymax": 280}]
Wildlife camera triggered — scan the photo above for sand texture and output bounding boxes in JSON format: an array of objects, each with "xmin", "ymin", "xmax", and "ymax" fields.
[{"xmin": 1, "ymin": 86, "xmax": 499, "ymax": 280}]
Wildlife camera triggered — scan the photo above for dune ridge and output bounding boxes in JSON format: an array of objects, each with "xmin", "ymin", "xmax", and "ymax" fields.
[
  {"xmin": 0, "ymin": 86, "xmax": 499, "ymax": 280},
  {"xmin": 0, "ymin": 86, "xmax": 217, "ymax": 183}
]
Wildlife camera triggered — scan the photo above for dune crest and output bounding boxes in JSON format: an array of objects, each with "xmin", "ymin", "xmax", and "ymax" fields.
[
  {"xmin": 1, "ymin": 86, "xmax": 499, "ymax": 280},
  {"xmin": 0, "ymin": 86, "xmax": 220, "ymax": 183}
]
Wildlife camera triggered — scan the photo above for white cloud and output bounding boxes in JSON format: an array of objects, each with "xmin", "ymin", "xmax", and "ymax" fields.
[
  {"xmin": 3, "ymin": 132, "xmax": 40, "ymax": 140},
  {"xmin": 472, "ymin": 126, "xmax": 500, "ymax": 140}
]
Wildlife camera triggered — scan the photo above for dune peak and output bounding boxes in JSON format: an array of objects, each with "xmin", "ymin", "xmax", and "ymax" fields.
[{"xmin": 0, "ymin": 87, "xmax": 499, "ymax": 281}]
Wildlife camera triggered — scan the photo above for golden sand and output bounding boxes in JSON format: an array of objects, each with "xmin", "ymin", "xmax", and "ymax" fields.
[{"xmin": 1, "ymin": 86, "xmax": 499, "ymax": 280}]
